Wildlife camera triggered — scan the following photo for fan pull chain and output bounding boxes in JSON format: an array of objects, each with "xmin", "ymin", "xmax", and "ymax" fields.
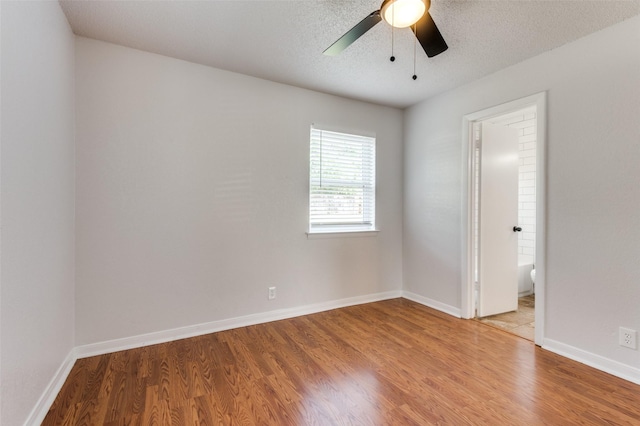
[
  {"xmin": 412, "ymin": 24, "xmax": 418, "ymax": 80},
  {"xmin": 390, "ymin": 8, "xmax": 395, "ymax": 62},
  {"xmin": 390, "ymin": 27, "xmax": 395, "ymax": 62}
]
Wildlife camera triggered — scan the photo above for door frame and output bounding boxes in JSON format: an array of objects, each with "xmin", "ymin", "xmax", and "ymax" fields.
[{"xmin": 460, "ymin": 92, "xmax": 547, "ymax": 346}]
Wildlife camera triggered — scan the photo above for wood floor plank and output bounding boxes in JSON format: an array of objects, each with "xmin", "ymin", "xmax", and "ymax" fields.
[{"xmin": 43, "ymin": 299, "xmax": 640, "ymax": 425}]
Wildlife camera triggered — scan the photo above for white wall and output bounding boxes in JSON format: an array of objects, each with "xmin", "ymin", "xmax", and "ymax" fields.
[
  {"xmin": 0, "ymin": 2, "xmax": 76, "ymax": 425},
  {"xmin": 75, "ymin": 38, "xmax": 404, "ymax": 345},
  {"xmin": 404, "ymin": 16, "xmax": 640, "ymax": 374}
]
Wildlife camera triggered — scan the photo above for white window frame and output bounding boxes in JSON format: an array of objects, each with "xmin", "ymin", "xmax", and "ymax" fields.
[{"xmin": 308, "ymin": 127, "xmax": 376, "ymax": 235}]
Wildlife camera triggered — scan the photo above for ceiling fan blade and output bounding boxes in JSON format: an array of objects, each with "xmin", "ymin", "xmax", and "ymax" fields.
[
  {"xmin": 413, "ymin": 12, "xmax": 448, "ymax": 58},
  {"xmin": 323, "ymin": 11, "xmax": 382, "ymax": 56}
]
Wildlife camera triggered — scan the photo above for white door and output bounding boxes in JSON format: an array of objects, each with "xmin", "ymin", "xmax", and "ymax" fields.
[{"xmin": 478, "ymin": 123, "xmax": 520, "ymax": 317}]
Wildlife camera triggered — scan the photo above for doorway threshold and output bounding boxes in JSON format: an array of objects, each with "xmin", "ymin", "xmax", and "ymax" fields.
[{"xmin": 475, "ymin": 295, "xmax": 535, "ymax": 341}]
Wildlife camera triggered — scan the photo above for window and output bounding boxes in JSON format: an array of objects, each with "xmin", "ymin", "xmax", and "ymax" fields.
[{"xmin": 309, "ymin": 127, "xmax": 376, "ymax": 233}]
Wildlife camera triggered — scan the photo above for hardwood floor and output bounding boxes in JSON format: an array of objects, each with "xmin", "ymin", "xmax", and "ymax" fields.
[{"xmin": 44, "ymin": 299, "xmax": 640, "ymax": 425}]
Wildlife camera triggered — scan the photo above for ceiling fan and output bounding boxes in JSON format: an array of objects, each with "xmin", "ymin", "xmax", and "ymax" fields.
[{"xmin": 323, "ymin": 0, "xmax": 447, "ymax": 58}]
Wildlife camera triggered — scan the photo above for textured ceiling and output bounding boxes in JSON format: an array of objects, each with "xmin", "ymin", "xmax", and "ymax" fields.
[{"xmin": 59, "ymin": 0, "xmax": 640, "ymax": 108}]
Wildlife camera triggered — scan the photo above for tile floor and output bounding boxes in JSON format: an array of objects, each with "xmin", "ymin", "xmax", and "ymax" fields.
[{"xmin": 476, "ymin": 294, "xmax": 535, "ymax": 341}]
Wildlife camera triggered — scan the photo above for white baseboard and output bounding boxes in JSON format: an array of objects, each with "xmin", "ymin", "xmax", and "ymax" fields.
[
  {"xmin": 75, "ymin": 290, "xmax": 403, "ymax": 359},
  {"xmin": 543, "ymin": 338, "xmax": 640, "ymax": 385},
  {"xmin": 402, "ymin": 291, "xmax": 462, "ymax": 318},
  {"xmin": 24, "ymin": 348, "xmax": 78, "ymax": 426}
]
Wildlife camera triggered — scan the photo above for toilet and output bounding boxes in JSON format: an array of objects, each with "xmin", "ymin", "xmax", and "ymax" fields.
[{"xmin": 530, "ymin": 267, "xmax": 536, "ymax": 293}]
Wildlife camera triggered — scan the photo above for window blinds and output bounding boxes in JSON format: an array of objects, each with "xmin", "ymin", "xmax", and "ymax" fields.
[{"xmin": 309, "ymin": 128, "xmax": 375, "ymax": 231}]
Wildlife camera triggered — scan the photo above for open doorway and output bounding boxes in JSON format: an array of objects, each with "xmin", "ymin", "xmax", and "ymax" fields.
[
  {"xmin": 474, "ymin": 109, "xmax": 536, "ymax": 340},
  {"xmin": 460, "ymin": 93, "xmax": 546, "ymax": 346}
]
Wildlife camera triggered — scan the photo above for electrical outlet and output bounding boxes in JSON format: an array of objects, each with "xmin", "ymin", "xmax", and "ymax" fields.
[
  {"xmin": 268, "ymin": 286, "xmax": 276, "ymax": 300},
  {"xmin": 619, "ymin": 327, "xmax": 637, "ymax": 349}
]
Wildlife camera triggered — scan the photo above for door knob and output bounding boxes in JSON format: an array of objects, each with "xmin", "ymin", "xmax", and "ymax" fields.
[{"xmin": 513, "ymin": 226, "xmax": 522, "ymax": 232}]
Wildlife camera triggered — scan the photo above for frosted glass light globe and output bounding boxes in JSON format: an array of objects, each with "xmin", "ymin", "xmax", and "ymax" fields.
[{"xmin": 381, "ymin": 0, "xmax": 427, "ymax": 28}]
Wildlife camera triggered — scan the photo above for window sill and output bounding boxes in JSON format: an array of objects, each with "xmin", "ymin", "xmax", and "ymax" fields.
[{"xmin": 306, "ymin": 229, "xmax": 379, "ymax": 239}]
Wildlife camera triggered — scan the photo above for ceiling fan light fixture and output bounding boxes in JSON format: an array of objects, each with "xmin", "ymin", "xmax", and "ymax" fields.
[{"xmin": 381, "ymin": 0, "xmax": 427, "ymax": 28}]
